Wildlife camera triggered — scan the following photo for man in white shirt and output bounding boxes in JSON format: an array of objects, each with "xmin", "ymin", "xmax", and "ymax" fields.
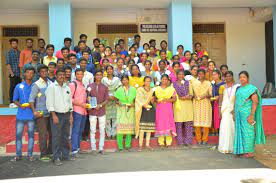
[{"xmin": 71, "ymin": 58, "xmax": 93, "ymax": 88}]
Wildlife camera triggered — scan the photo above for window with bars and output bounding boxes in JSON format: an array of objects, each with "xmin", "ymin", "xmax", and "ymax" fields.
[
  {"xmin": 193, "ymin": 24, "xmax": 225, "ymax": 33},
  {"xmin": 98, "ymin": 24, "xmax": 138, "ymax": 34},
  {"xmin": 2, "ymin": 26, "xmax": 38, "ymax": 37}
]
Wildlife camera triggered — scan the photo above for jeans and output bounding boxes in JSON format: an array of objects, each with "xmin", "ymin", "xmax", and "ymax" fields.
[
  {"xmin": 89, "ymin": 115, "xmax": 106, "ymax": 151},
  {"xmin": 9, "ymin": 75, "xmax": 21, "ymax": 103},
  {"xmin": 50, "ymin": 112, "xmax": 70, "ymax": 160},
  {"xmin": 71, "ymin": 112, "xmax": 86, "ymax": 154},
  {"xmin": 16, "ymin": 120, "xmax": 35, "ymax": 157},
  {"xmin": 36, "ymin": 116, "xmax": 52, "ymax": 157}
]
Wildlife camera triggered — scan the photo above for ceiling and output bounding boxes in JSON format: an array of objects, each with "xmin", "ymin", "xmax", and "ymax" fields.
[{"xmin": 1, "ymin": 0, "xmax": 276, "ymax": 9}]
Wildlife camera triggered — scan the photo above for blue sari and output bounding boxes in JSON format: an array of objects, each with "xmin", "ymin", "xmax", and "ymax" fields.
[{"xmin": 234, "ymin": 84, "xmax": 266, "ymax": 154}]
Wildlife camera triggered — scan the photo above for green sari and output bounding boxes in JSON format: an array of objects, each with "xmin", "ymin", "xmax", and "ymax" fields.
[
  {"xmin": 234, "ymin": 84, "xmax": 266, "ymax": 154},
  {"xmin": 114, "ymin": 85, "xmax": 137, "ymax": 134}
]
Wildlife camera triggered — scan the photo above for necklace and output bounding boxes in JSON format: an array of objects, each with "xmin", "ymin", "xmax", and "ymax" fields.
[{"xmin": 226, "ymin": 83, "xmax": 234, "ymax": 100}]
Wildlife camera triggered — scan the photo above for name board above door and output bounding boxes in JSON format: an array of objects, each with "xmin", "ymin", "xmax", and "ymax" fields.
[{"xmin": 140, "ymin": 24, "xmax": 167, "ymax": 33}]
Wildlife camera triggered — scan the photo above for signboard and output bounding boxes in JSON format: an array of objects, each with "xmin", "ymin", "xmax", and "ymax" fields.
[{"xmin": 140, "ymin": 24, "xmax": 167, "ymax": 33}]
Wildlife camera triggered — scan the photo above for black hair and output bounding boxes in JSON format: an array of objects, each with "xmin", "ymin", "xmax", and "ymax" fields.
[
  {"xmin": 94, "ymin": 69, "xmax": 103, "ymax": 75},
  {"xmin": 64, "ymin": 37, "xmax": 72, "ymax": 43},
  {"xmin": 177, "ymin": 45, "xmax": 184, "ymax": 50},
  {"xmin": 158, "ymin": 60, "xmax": 167, "ymax": 66},
  {"xmin": 172, "ymin": 61, "xmax": 180, "ymax": 68},
  {"xmin": 134, "ymin": 34, "xmax": 140, "ymax": 39},
  {"xmin": 197, "ymin": 69, "xmax": 206, "ymax": 74},
  {"xmin": 38, "ymin": 38, "xmax": 45, "ymax": 43},
  {"xmin": 160, "ymin": 40, "xmax": 167, "ymax": 46},
  {"xmin": 141, "ymin": 52, "xmax": 149, "ymax": 57},
  {"xmin": 129, "ymin": 46, "xmax": 136, "ymax": 51},
  {"xmin": 208, "ymin": 60, "xmax": 216, "ymax": 67},
  {"xmin": 105, "ymin": 65, "xmax": 114, "ymax": 71},
  {"xmin": 143, "ymin": 76, "xmax": 152, "ymax": 82},
  {"xmin": 48, "ymin": 62, "xmax": 57, "ymax": 67},
  {"xmin": 68, "ymin": 53, "xmax": 77, "ymax": 59},
  {"xmin": 149, "ymin": 39, "xmax": 156, "ymax": 44},
  {"xmin": 128, "ymin": 59, "xmax": 135, "ymax": 65},
  {"xmin": 57, "ymin": 58, "xmax": 65, "ymax": 64},
  {"xmin": 99, "ymin": 43, "xmax": 105, "ymax": 47},
  {"xmin": 82, "ymin": 50, "xmax": 91, "ymax": 55},
  {"xmin": 212, "ymin": 69, "xmax": 222, "ymax": 79},
  {"xmin": 102, "ymin": 58, "xmax": 110, "ymax": 64},
  {"xmin": 116, "ymin": 57, "xmax": 124, "ymax": 63},
  {"xmin": 239, "ymin": 70, "xmax": 249, "ymax": 78},
  {"xmin": 111, "ymin": 51, "xmax": 117, "ymax": 55},
  {"xmin": 189, "ymin": 59, "xmax": 197, "ymax": 64},
  {"xmin": 115, "ymin": 44, "xmax": 121, "ymax": 49},
  {"xmin": 75, "ymin": 68, "xmax": 84, "ymax": 75},
  {"xmin": 172, "ymin": 55, "xmax": 180, "ymax": 60},
  {"xmin": 32, "ymin": 50, "xmax": 40, "ymax": 55},
  {"xmin": 9, "ymin": 38, "xmax": 18, "ymax": 44},
  {"xmin": 105, "ymin": 46, "xmax": 112, "ymax": 51},
  {"xmin": 225, "ymin": 71, "xmax": 234, "ymax": 77},
  {"xmin": 220, "ymin": 64, "xmax": 229, "ymax": 71},
  {"xmin": 159, "ymin": 50, "xmax": 167, "ymax": 55},
  {"xmin": 184, "ymin": 50, "xmax": 191, "ymax": 56},
  {"xmin": 202, "ymin": 55, "xmax": 209, "ymax": 60},
  {"xmin": 118, "ymin": 39, "xmax": 124, "ymax": 44},
  {"xmin": 130, "ymin": 64, "xmax": 141, "ymax": 77},
  {"xmin": 79, "ymin": 34, "xmax": 87, "ymax": 39},
  {"xmin": 191, "ymin": 65, "xmax": 198, "ymax": 70},
  {"xmin": 161, "ymin": 74, "xmax": 169, "ymax": 80},
  {"xmin": 61, "ymin": 47, "xmax": 70, "ymax": 52},
  {"xmin": 184, "ymin": 70, "xmax": 191, "ymax": 76},
  {"xmin": 176, "ymin": 69, "xmax": 185, "ymax": 76},
  {"xmin": 93, "ymin": 38, "xmax": 100, "ymax": 43},
  {"xmin": 64, "ymin": 65, "xmax": 72, "ymax": 71},
  {"xmin": 26, "ymin": 38, "xmax": 33, "ymax": 42},
  {"xmin": 24, "ymin": 66, "xmax": 35, "ymax": 73},
  {"xmin": 78, "ymin": 40, "xmax": 86, "ymax": 45},
  {"xmin": 144, "ymin": 60, "xmax": 152, "ymax": 66},
  {"xmin": 56, "ymin": 68, "xmax": 65, "ymax": 75},
  {"xmin": 79, "ymin": 57, "xmax": 88, "ymax": 63},
  {"xmin": 121, "ymin": 75, "xmax": 129, "ymax": 82},
  {"xmin": 46, "ymin": 44, "xmax": 55, "ymax": 50},
  {"xmin": 37, "ymin": 64, "xmax": 48, "ymax": 73},
  {"xmin": 194, "ymin": 42, "xmax": 202, "ymax": 47},
  {"xmin": 143, "ymin": 43, "xmax": 150, "ymax": 48},
  {"xmin": 149, "ymin": 45, "xmax": 155, "ymax": 49}
]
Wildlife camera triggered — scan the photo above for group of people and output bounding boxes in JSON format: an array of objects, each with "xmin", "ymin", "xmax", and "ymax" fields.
[{"xmin": 6, "ymin": 34, "xmax": 266, "ymax": 166}]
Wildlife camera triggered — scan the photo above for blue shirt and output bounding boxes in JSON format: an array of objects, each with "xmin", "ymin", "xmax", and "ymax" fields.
[
  {"xmin": 137, "ymin": 46, "xmax": 144, "ymax": 54},
  {"xmin": 6, "ymin": 48, "xmax": 21, "ymax": 77},
  {"xmin": 22, "ymin": 62, "xmax": 42, "ymax": 82},
  {"xmin": 13, "ymin": 81, "xmax": 34, "ymax": 120},
  {"xmin": 120, "ymin": 50, "xmax": 128, "ymax": 57}
]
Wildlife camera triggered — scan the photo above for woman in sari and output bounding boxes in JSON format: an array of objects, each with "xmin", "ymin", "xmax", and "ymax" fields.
[
  {"xmin": 234, "ymin": 71, "xmax": 266, "ymax": 158},
  {"xmin": 194, "ymin": 42, "xmax": 208, "ymax": 59},
  {"xmin": 218, "ymin": 71, "xmax": 238, "ymax": 153},
  {"xmin": 129, "ymin": 46, "xmax": 139, "ymax": 64},
  {"xmin": 220, "ymin": 64, "xmax": 229, "ymax": 82},
  {"xmin": 173, "ymin": 70, "xmax": 194, "ymax": 145},
  {"xmin": 148, "ymin": 46, "xmax": 157, "ymax": 62},
  {"xmin": 102, "ymin": 65, "xmax": 121, "ymax": 139},
  {"xmin": 155, "ymin": 74, "xmax": 180, "ymax": 147},
  {"xmin": 129, "ymin": 64, "xmax": 144, "ymax": 89},
  {"xmin": 211, "ymin": 70, "xmax": 225, "ymax": 135},
  {"xmin": 114, "ymin": 75, "xmax": 137, "ymax": 151},
  {"xmin": 114, "ymin": 58, "xmax": 127, "ymax": 79},
  {"xmin": 199, "ymin": 55, "xmax": 209, "ymax": 70},
  {"xmin": 169, "ymin": 62, "xmax": 180, "ymax": 83},
  {"xmin": 141, "ymin": 60, "xmax": 155, "ymax": 88},
  {"xmin": 177, "ymin": 45, "xmax": 184, "ymax": 61},
  {"xmin": 192, "ymin": 69, "xmax": 212, "ymax": 145},
  {"xmin": 135, "ymin": 76, "xmax": 156, "ymax": 151},
  {"xmin": 205, "ymin": 61, "xmax": 216, "ymax": 81}
]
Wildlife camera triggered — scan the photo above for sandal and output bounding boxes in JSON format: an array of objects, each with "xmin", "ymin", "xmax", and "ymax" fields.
[
  {"xmin": 10, "ymin": 156, "xmax": 22, "ymax": 162},
  {"xmin": 27, "ymin": 156, "xmax": 36, "ymax": 162}
]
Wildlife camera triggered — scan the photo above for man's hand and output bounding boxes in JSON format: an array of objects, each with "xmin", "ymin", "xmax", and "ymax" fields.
[
  {"xmin": 33, "ymin": 111, "xmax": 43, "ymax": 119},
  {"xmin": 52, "ymin": 113, "xmax": 59, "ymax": 125},
  {"xmin": 69, "ymin": 113, "xmax": 73, "ymax": 126}
]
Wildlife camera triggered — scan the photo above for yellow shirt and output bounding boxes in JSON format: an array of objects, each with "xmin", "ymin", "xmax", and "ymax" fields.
[
  {"xmin": 43, "ymin": 56, "xmax": 57, "ymax": 66},
  {"xmin": 129, "ymin": 76, "xmax": 144, "ymax": 89}
]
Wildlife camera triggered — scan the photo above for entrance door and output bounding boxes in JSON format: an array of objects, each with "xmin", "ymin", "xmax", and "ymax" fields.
[
  {"xmin": 97, "ymin": 33, "xmax": 135, "ymax": 50},
  {"xmin": 1, "ymin": 37, "xmax": 38, "ymax": 104}
]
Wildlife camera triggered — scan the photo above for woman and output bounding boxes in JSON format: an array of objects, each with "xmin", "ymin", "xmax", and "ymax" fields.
[
  {"xmin": 143, "ymin": 43, "xmax": 150, "ymax": 53},
  {"xmin": 129, "ymin": 46, "xmax": 139, "ymax": 64},
  {"xmin": 137, "ymin": 52, "xmax": 148, "ymax": 71},
  {"xmin": 156, "ymin": 40, "xmax": 172, "ymax": 60},
  {"xmin": 153, "ymin": 50, "xmax": 169, "ymax": 71},
  {"xmin": 155, "ymin": 74, "xmax": 179, "ymax": 147},
  {"xmin": 101, "ymin": 58, "xmax": 110, "ymax": 77},
  {"xmin": 148, "ymin": 46, "xmax": 157, "ymax": 62},
  {"xmin": 218, "ymin": 71, "xmax": 238, "ymax": 153},
  {"xmin": 110, "ymin": 51, "xmax": 117, "ymax": 66},
  {"xmin": 114, "ymin": 57, "xmax": 127, "ymax": 79},
  {"xmin": 141, "ymin": 60, "xmax": 155, "ymax": 88},
  {"xmin": 194, "ymin": 42, "xmax": 208, "ymax": 59},
  {"xmin": 189, "ymin": 59, "xmax": 197, "ymax": 69},
  {"xmin": 192, "ymin": 69, "xmax": 212, "ymax": 145},
  {"xmin": 199, "ymin": 55, "xmax": 209, "ymax": 70},
  {"xmin": 177, "ymin": 45, "xmax": 184, "ymax": 61},
  {"xmin": 220, "ymin": 64, "xmax": 229, "ymax": 81},
  {"xmin": 102, "ymin": 65, "xmax": 122, "ymax": 139},
  {"xmin": 205, "ymin": 61, "xmax": 216, "ymax": 82},
  {"xmin": 234, "ymin": 71, "xmax": 266, "ymax": 158},
  {"xmin": 181, "ymin": 50, "xmax": 192, "ymax": 63},
  {"xmin": 154, "ymin": 60, "xmax": 171, "ymax": 85},
  {"xmin": 173, "ymin": 70, "xmax": 194, "ymax": 145},
  {"xmin": 211, "ymin": 70, "xmax": 225, "ymax": 135},
  {"xmin": 135, "ymin": 76, "xmax": 156, "ymax": 151},
  {"xmin": 114, "ymin": 76, "xmax": 137, "ymax": 151},
  {"xmin": 115, "ymin": 44, "xmax": 122, "ymax": 58},
  {"xmin": 129, "ymin": 64, "xmax": 144, "ymax": 89},
  {"xmin": 99, "ymin": 44, "xmax": 105, "ymax": 58},
  {"xmin": 100, "ymin": 46, "xmax": 112, "ymax": 65},
  {"xmin": 169, "ymin": 62, "xmax": 180, "ymax": 83}
]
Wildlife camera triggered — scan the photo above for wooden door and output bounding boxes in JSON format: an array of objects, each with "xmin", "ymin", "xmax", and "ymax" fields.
[
  {"xmin": 193, "ymin": 33, "xmax": 226, "ymax": 67},
  {"xmin": 97, "ymin": 33, "xmax": 135, "ymax": 50},
  {"xmin": 1, "ymin": 37, "xmax": 38, "ymax": 104}
]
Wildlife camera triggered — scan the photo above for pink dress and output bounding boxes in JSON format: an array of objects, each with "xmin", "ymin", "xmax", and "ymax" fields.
[{"xmin": 169, "ymin": 72, "xmax": 177, "ymax": 83}]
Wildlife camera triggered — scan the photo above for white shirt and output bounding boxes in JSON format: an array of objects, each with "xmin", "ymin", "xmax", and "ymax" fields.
[
  {"xmin": 72, "ymin": 71, "xmax": 94, "ymax": 88},
  {"xmin": 155, "ymin": 70, "xmax": 171, "ymax": 83},
  {"xmin": 181, "ymin": 62, "xmax": 190, "ymax": 71}
]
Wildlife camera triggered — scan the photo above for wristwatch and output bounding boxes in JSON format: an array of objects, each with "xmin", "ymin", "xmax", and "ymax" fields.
[{"xmin": 99, "ymin": 104, "xmax": 103, "ymax": 108}]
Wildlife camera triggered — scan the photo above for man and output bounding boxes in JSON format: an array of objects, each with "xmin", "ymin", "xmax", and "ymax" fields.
[
  {"xmin": 118, "ymin": 39, "xmax": 128, "ymax": 57},
  {"xmin": 48, "ymin": 62, "xmax": 56, "ymax": 82},
  {"xmin": 46, "ymin": 69, "xmax": 73, "ymax": 166},
  {"xmin": 23, "ymin": 50, "xmax": 42, "ymax": 82},
  {"xmin": 87, "ymin": 70, "xmax": 108, "ymax": 154},
  {"xmin": 57, "ymin": 58, "xmax": 65, "ymax": 70},
  {"xmin": 61, "ymin": 47, "xmax": 70, "ymax": 64},
  {"xmin": 76, "ymin": 41, "xmax": 92, "ymax": 62},
  {"xmin": 64, "ymin": 66, "xmax": 72, "ymax": 84},
  {"xmin": 38, "ymin": 38, "xmax": 46, "ymax": 60},
  {"xmin": 72, "ymin": 58, "xmax": 93, "ymax": 88},
  {"xmin": 69, "ymin": 68, "xmax": 87, "ymax": 159},
  {"xmin": 11, "ymin": 67, "xmax": 35, "ymax": 162},
  {"xmin": 80, "ymin": 50, "xmax": 95, "ymax": 75},
  {"xmin": 42, "ymin": 44, "xmax": 57, "ymax": 66},
  {"xmin": 56, "ymin": 37, "xmax": 76, "ymax": 59},
  {"xmin": 74, "ymin": 34, "xmax": 91, "ymax": 53},
  {"xmin": 6, "ymin": 38, "xmax": 21, "ymax": 107},
  {"xmin": 68, "ymin": 53, "xmax": 80, "ymax": 75},
  {"xmin": 149, "ymin": 39, "xmax": 158, "ymax": 52},
  {"xmin": 134, "ymin": 34, "xmax": 143, "ymax": 54},
  {"xmin": 92, "ymin": 38, "xmax": 100, "ymax": 52},
  {"xmin": 19, "ymin": 38, "xmax": 33, "ymax": 78},
  {"xmin": 29, "ymin": 64, "xmax": 52, "ymax": 162}
]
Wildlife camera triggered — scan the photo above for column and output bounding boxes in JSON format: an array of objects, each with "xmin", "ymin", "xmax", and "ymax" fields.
[
  {"xmin": 273, "ymin": 6, "xmax": 276, "ymax": 84},
  {"xmin": 168, "ymin": 0, "xmax": 193, "ymax": 54},
  {"xmin": 48, "ymin": 0, "xmax": 73, "ymax": 52}
]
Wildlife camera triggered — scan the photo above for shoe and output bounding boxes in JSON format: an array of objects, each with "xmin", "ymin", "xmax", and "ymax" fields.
[
  {"xmin": 9, "ymin": 103, "xmax": 17, "ymax": 108},
  {"xmin": 27, "ymin": 156, "xmax": 36, "ymax": 162},
  {"xmin": 10, "ymin": 156, "xmax": 22, "ymax": 162},
  {"xmin": 53, "ymin": 158, "xmax": 63, "ymax": 166},
  {"xmin": 117, "ymin": 149, "xmax": 124, "ymax": 153},
  {"xmin": 98, "ymin": 150, "xmax": 105, "ymax": 155},
  {"xmin": 40, "ymin": 156, "xmax": 51, "ymax": 162},
  {"xmin": 70, "ymin": 154, "xmax": 76, "ymax": 161},
  {"xmin": 91, "ymin": 150, "xmax": 98, "ymax": 155}
]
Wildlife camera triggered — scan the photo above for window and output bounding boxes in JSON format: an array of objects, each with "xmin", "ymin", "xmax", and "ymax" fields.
[{"xmin": 2, "ymin": 26, "xmax": 38, "ymax": 37}]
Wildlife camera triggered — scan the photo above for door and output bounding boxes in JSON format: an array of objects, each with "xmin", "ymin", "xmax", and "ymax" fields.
[
  {"xmin": 1, "ymin": 37, "xmax": 38, "ymax": 104},
  {"xmin": 97, "ymin": 33, "xmax": 135, "ymax": 50},
  {"xmin": 193, "ymin": 33, "xmax": 226, "ymax": 67}
]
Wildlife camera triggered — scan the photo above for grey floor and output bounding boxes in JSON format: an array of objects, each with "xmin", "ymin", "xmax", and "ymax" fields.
[{"xmin": 0, "ymin": 146, "xmax": 266, "ymax": 180}]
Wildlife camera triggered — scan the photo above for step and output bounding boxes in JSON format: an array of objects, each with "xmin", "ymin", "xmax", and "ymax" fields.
[{"xmin": 6, "ymin": 136, "xmax": 219, "ymax": 153}]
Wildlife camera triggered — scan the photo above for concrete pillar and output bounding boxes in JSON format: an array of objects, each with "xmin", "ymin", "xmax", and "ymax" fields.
[{"xmin": 273, "ymin": 6, "xmax": 276, "ymax": 84}]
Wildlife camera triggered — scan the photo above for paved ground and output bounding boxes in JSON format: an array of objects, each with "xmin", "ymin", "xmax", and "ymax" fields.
[{"xmin": 0, "ymin": 146, "xmax": 266, "ymax": 180}]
